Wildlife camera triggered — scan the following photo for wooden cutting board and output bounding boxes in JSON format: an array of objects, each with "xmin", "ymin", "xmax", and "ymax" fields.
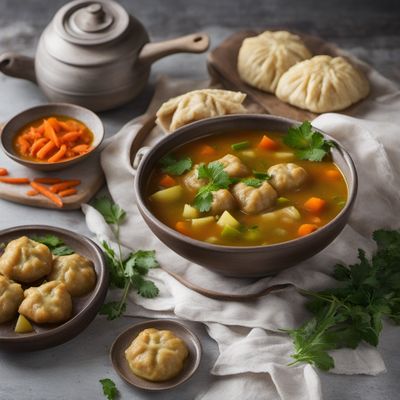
[
  {"xmin": 0, "ymin": 124, "xmax": 104, "ymax": 210},
  {"xmin": 207, "ymin": 30, "xmax": 365, "ymax": 121}
]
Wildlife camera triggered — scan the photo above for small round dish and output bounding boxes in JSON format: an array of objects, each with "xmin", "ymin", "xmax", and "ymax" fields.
[
  {"xmin": 0, "ymin": 225, "xmax": 108, "ymax": 351},
  {"xmin": 110, "ymin": 319, "xmax": 202, "ymax": 391},
  {"xmin": 0, "ymin": 103, "xmax": 104, "ymax": 171}
]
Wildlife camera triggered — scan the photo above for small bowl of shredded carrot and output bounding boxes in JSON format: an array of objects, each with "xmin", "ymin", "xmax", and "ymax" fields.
[{"xmin": 0, "ymin": 103, "xmax": 104, "ymax": 171}]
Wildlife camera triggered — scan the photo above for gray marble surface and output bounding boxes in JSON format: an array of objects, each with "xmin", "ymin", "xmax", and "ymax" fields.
[{"xmin": 0, "ymin": 0, "xmax": 399, "ymax": 399}]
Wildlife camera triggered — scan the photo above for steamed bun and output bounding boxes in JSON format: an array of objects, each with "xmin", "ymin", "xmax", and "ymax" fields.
[
  {"xmin": 156, "ymin": 89, "xmax": 247, "ymax": 133},
  {"xmin": 276, "ymin": 55, "xmax": 370, "ymax": 112},
  {"xmin": 237, "ymin": 31, "xmax": 312, "ymax": 93}
]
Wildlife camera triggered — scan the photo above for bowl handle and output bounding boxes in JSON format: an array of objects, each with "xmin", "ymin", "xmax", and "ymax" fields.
[
  {"xmin": 132, "ymin": 146, "xmax": 152, "ymax": 171},
  {"xmin": 137, "ymin": 32, "xmax": 210, "ymax": 66}
]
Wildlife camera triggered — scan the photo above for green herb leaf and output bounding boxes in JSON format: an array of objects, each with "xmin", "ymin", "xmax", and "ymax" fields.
[
  {"xmin": 31, "ymin": 234, "xmax": 74, "ymax": 256},
  {"xmin": 159, "ymin": 154, "xmax": 192, "ymax": 176},
  {"xmin": 253, "ymin": 171, "xmax": 271, "ymax": 180},
  {"xmin": 283, "ymin": 121, "xmax": 334, "ymax": 162},
  {"xmin": 231, "ymin": 141, "xmax": 250, "ymax": 151},
  {"xmin": 93, "ymin": 197, "xmax": 126, "ymax": 225},
  {"xmin": 99, "ymin": 378, "xmax": 119, "ymax": 400},
  {"xmin": 241, "ymin": 178, "xmax": 264, "ymax": 188},
  {"xmin": 136, "ymin": 279, "xmax": 160, "ymax": 298},
  {"xmin": 99, "ymin": 301, "xmax": 126, "ymax": 321},
  {"xmin": 52, "ymin": 245, "xmax": 74, "ymax": 256}
]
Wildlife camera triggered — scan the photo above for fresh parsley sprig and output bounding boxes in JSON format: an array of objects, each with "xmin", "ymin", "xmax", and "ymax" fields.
[
  {"xmin": 31, "ymin": 234, "xmax": 74, "ymax": 256},
  {"xmin": 100, "ymin": 378, "xmax": 119, "ymax": 400},
  {"xmin": 285, "ymin": 229, "xmax": 400, "ymax": 371},
  {"xmin": 283, "ymin": 121, "xmax": 334, "ymax": 162},
  {"xmin": 159, "ymin": 153, "xmax": 192, "ymax": 176},
  {"xmin": 92, "ymin": 197, "xmax": 159, "ymax": 320}
]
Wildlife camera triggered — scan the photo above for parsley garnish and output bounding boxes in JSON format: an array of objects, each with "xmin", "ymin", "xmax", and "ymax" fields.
[
  {"xmin": 284, "ymin": 229, "xmax": 400, "ymax": 371},
  {"xmin": 283, "ymin": 121, "xmax": 334, "ymax": 162},
  {"xmin": 93, "ymin": 197, "xmax": 159, "ymax": 320},
  {"xmin": 159, "ymin": 154, "xmax": 192, "ymax": 176},
  {"xmin": 242, "ymin": 172, "xmax": 271, "ymax": 188},
  {"xmin": 193, "ymin": 162, "xmax": 232, "ymax": 212},
  {"xmin": 31, "ymin": 234, "xmax": 74, "ymax": 256},
  {"xmin": 100, "ymin": 378, "xmax": 119, "ymax": 400}
]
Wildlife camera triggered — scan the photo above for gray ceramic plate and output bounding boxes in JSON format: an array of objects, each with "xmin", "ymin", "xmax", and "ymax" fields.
[
  {"xmin": 0, "ymin": 225, "xmax": 108, "ymax": 351},
  {"xmin": 111, "ymin": 319, "xmax": 202, "ymax": 390}
]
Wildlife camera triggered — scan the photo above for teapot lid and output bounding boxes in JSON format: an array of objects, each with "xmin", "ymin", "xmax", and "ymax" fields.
[{"xmin": 54, "ymin": 0, "xmax": 130, "ymax": 45}]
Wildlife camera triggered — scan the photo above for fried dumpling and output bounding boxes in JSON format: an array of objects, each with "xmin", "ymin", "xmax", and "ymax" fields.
[
  {"xmin": 156, "ymin": 89, "xmax": 247, "ymax": 133},
  {"xmin": 0, "ymin": 275, "xmax": 24, "ymax": 323},
  {"xmin": 237, "ymin": 31, "xmax": 312, "ymax": 93},
  {"xmin": 275, "ymin": 55, "xmax": 370, "ymax": 112}
]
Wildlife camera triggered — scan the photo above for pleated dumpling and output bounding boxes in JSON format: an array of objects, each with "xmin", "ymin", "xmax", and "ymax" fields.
[
  {"xmin": 237, "ymin": 31, "xmax": 312, "ymax": 93},
  {"xmin": 276, "ymin": 55, "xmax": 370, "ymax": 113},
  {"xmin": 156, "ymin": 89, "xmax": 247, "ymax": 133}
]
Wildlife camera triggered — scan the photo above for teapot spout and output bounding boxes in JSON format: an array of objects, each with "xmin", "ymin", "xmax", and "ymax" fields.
[{"xmin": 0, "ymin": 52, "xmax": 36, "ymax": 83}]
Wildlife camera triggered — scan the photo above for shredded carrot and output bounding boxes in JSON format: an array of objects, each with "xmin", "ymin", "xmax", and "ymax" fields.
[
  {"xmin": 47, "ymin": 117, "xmax": 61, "ymax": 133},
  {"xmin": 61, "ymin": 131, "xmax": 82, "ymax": 143},
  {"xmin": 37, "ymin": 141, "xmax": 56, "ymax": 160},
  {"xmin": 30, "ymin": 182, "xmax": 63, "ymax": 208},
  {"xmin": 0, "ymin": 177, "xmax": 30, "ymax": 184},
  {"xmin": 47, "ymin": 144, "xmax": 67, "ymax": 163},
  {"xmin": 326, "ymin": 169, "xmax": 341, "ymax": 180},
  {"xmin": 0, "ymin": 168, "xmax": 8, "ymax": 176},
  {"xmin": 258, "ymin": 135, "xmax": 278, "ymax": 150},
  {"xmin": 175, "ymin": 221, "xmax": 191, "ymax": 236},
  {"xmin": 298, "ymin": 224, "xmax": 318, "ymax": 237},
  {"xmin": 43, "ymin": 119, "xmax": 60, "ymax": 147},
  {"xmin": 26, "ymin": 189, "xmax": 39, "ymax": 196},
  {"xmin": 199, "ymin": 144, "xmax": 216, "ymax": 156},
  {"xmin": 304, "ymin": 197, "xmax": 327, "ymax": 214},
  {"xmin": 33, "ymin": 177, "xmax": 63, "ymax": 184},
  {"xmin": 59, "ymin": 188, "xmax": 78, "ymax": 197},
  {"xmin": 50, "ymin": 180, "xmax": 81, "ymax": 193},
  {"xmin": 159, "ymin": 174, "xmax": 177, "ymax": 187},
  {"xmin": 17, "ymin": 136, "xmax": 30, "ymax": 155}
]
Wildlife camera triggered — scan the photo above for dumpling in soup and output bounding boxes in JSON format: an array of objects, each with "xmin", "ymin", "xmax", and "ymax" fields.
[
  {"xmin": 183, "ymin": 165, "xmax": 207, "ymax": 192},
  {"xmin": 216, "ymin": 154, "xmax": 250, "ymax": 178},
  {"xmin": 268, "ymin": 163, "xmax": 308, "ymax": 193},
  {"xmin": 211, "ymin": 189, "xmax": 237, "ymax": 215},
  {"xmin": 0, "ymin": 275, "xmax": 24, "ymax": 323},
  {"xmin": 47, "ymin": 254, "xmax": 96, "ymax": 297},
  {"xmin": 19, "ymin": 281, "xmax": 72, "ymax": 324},
  {"xmin": 156, "ymin": 89, "xmax": 247, "ymax": 133},
  {"xmin": 0, "ymin": 236, "xmax": 52, "ymax": 283},
  {"xmin": 232, "ymin": 181, "xmax": 277, "ymax": 214}
]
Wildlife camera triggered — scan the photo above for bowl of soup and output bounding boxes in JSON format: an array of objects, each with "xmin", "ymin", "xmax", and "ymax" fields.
[{"xmin": 134, "ymin": 114, "xmax": 357, "ymax": 277}]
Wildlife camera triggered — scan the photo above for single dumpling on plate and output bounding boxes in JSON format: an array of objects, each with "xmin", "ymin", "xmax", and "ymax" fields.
[
  {"xmin": 237, "ymin": 30, "xmax": 312, "ymax": 93},
  {"xmin": 0, "ymin": 236, "xmax": 52, "ymax": 283},
  {"xmin": 156, "ymin": 89, "xmax": 247, "ymax": 133},
  {"xmin": 47, "ymin": 254, "xmax": 96, "ymax": 297},
  {"xmin": 275, "ymin": 55, "xmax": 370, "ymax": 112},
  {"xmin": 18, "ymin": 281, "xmax": 72, "ymax": 324},
  {"xmin": 125, "ymin": 328, "xmax": 189, "ymax": 382},
  {"xmin": 0, "ymin": 275, "xmax": 24, "ymax": 323},
  {"xmin": 268, "ymin": 163, "xmax": 308, "ymax": 193}
]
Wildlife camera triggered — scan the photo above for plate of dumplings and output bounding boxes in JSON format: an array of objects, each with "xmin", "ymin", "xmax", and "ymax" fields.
[
  {"xmin": 208, "ymin": 29, "xmax": 371, "ymax": 120},
  {"xmin": 0, "ymin": 225, "xmax": 108, "ymax": 351}
]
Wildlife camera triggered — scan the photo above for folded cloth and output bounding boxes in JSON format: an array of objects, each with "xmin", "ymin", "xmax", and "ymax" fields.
[{"xmin": 83, "ymin": 69, "xmax": 400, "ymax": 399}]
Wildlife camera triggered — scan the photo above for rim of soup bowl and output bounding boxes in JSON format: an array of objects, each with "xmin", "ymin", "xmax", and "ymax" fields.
[{"xmin": 134, "ymin": 114, "xmax": 358, "ymax": 252}]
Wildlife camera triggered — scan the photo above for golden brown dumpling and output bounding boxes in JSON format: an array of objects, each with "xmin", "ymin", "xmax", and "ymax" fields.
[
  {"xmin": 19, "ymin": 281, "xmax": 72, "ymax": 324},
  {"xmin": 268, "ymin": 163, "xmax": 308, "ymax": 193},
  {"xmin": 215, "ymin": 154, "xmax": 250, "ymax": 178},
  {"xmin": 0, "ymin": 275, "xmax": 24, "ymax": 323},
  {"xmin": 156, "ymin": 89, "xmax": 247, "ymax": 133},
  {"xmin": 275, "ymin": 55, "xmax": 370, "ymax": 112},
  {"xmin": 47, "ymin": 254, "xmax": 96, "ymax": 297},
  {"xmin": 237, "ymin": 31, "xmax": 312, "ymax": 93},
  {"xmin": 0, "ymin": 236, "xmax": 52, "ymax": 283},
  {"xmin": 125, "ymin": 328, "xmax": 189, "ymax": 382}
]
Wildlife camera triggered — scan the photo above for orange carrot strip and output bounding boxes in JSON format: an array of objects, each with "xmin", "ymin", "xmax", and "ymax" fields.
[
  {"xmin": 57, "ymin": 121, "xmax": 70, "ymax": 131},
  {"xmin": 326, "ymin": 169, "xmax": 341, "ymax": 180},
  {"xmin": 47, "ymin": 117, "xmax": 62, "ymax": 133},
  {"xmin": 72, "ymin": 144, "xmax": 89, "ymax": 153},
  {"xmin": 61, "ymin": 131, "xmax": 82, "ymax": 143},
  {"xmin": 30, "ymin": 182, "xmax": 63, "ymax": 208},
  {"xmin": 43, "ymin": 119, "xmax": 60, "ymax": 147},
  {"xmin": 36, "ymin": 140, "xmax": 56, "ymax": 160},
  {"xmin": 17, "ymin": 136, "xmax": 30, "ymax": 155},
  {"xmin": 33, "ymin": 177, "xmax": 63, "ymax": 184},
  {"xmin": 175, "ymin": 221, "xmax": 191, "ymax": 236},
  {"xmin": 48, "ymin": 144, "xmax": 67, "ymax": 163},
  {"xmin": 159, "ymin": 174, "xmax": 177, "ymax": 188},
  {"xmin": 0, "ymin": 168, "xmax": 8, "ymax": 176},
  {"xmin": 36, "ymin": 124, "xmax": 45, "ymax": 135},
  {"xmin": 304, "ymin": 197, "xmax": 326, "ymax": 214},
  {"xmin": 59, "ymin": 188, "xmax": 78, "ymax": 197},
  {"xmin": 26, "ymin": 189, "xmax": 39, "ymax": 196},
  {"xmin": 50, "ymin": 180, "xmax": 81, "ymax": 193},
  {"xmin": 0, "ymin": 177, "xmax": 30, "ymax": 184},
  {"xmin": 199, "ymin": 144, "xmax": 216, "ymax": 156},
  {"xmin": 30, "ymin": 138, "xmax": 48, "ymax": 156},
  {"xmin": 310, "ymin": 216, "xmax": 322, "ymax": 225},
  {"xmin": 298, "ymin": 224, "xmax": 318, "ymax": 237},
  {"xmin": 258, "ymin": 135, "xmax": 278, "ymax": 150}
]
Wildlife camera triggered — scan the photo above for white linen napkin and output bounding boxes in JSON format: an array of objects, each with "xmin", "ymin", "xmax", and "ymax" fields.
[{"xmin": 82, "ymin": 69, "xmax": 400, "ymax": 399}]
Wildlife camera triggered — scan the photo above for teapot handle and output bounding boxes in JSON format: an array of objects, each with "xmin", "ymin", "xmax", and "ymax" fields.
[
  {"xmin": 0, "ymin": 52, "xmax": 36, "ymax": 83},
  {"xmin": 138, "ymin": 32, "xmax": 210, "ymax": 66}
]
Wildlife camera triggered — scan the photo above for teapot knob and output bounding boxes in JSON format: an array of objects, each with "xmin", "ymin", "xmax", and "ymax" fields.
[{"xmin": 73, "ymin": 3, "xmax": 113, "ymax": 33}]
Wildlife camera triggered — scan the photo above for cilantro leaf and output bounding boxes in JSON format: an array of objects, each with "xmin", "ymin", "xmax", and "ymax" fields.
[
  {"xmin": 136, "ymin": 279, "xmax": 160, "ymax": 298},
  {"xmin": 99, "ymin": 301, "xmax": 126, "ymax": 321},
  {"xmin": 283, "ymin": 121, "xmax": 334, "ymax": 162},
  {"xmin": 52, "ymin": 245, "xmax": 74, "ymax": 256},
  {"xmin": 31, "ymin": 234, "xmax": 74, "ymax": 256},
  {"xmin": 253, "ymin": 171, "xmax": 271, "ymax": 180},
  {"xmin": 159, "ymin": 154, "xmax": 192, "ymax": 176},
  {"xmin": 99, "ymin": 378, "xmax": 119, "ymax": 400},
  {"xmin": 241, "ymin": 178, "xmax": 264, "ymax": 188},
  {"xmin": 93, "ymin": 197, "xmax": 126, "ymax": 225}
]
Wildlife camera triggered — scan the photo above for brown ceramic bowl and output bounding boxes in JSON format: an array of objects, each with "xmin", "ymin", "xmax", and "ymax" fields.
[
  {"xmin": 0, "ymin": 225, "xmax": 108, "ymax": 351},
  {"xmin": 134, "ymin": 114, "xmax": 358, "ymax": 278},
  {"xmin": 110, "ymin": 319, "xmax": 202, "ymax": 391},
  {"xmin": 0, "ymin": 103, "xmax": 104, "ymax": 171}
]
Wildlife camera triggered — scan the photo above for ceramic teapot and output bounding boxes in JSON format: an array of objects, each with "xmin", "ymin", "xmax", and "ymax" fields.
[{"xmin": 0, "ymin": 0, "xmax": 209, "ymax": 111}]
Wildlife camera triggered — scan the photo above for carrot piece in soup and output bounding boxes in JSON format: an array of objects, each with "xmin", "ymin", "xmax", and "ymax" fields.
[
  {"xmin": 298, "ymin": 224, "xmax": 318, "ymax": 236},
  {"xmin": 0, "ymin": 168, "xmax": 8, "ymax": 176},
  {"xmin": 30, "ymin": 182, "xmax": 63, "ymax": 207},
  {"xmin": 159, "ymin": 174, "xmax": 177, "ymax": 188},
  {"xmin": 17, "ymin": 136, "xmax": 30, "ymax": 155},
  {"xmin": 326, "ymin": 169, "xmax": 341, "ymax": 180},
  {"xmin": 304, "ymin": 197, "xmax": 326, "ymax": 213},
  {"xmin": 43, "ymin": 119, "xmax": 60, "ymax": 147},
  {"xmin": 62, "ymin": 131, "xmax": 82, "ymax": 143},
  {"xmin": 199, "ymin": 144, "xmax": 216, "ymax": 156},
  {"xmin": 47, "ymin": 144, "xmax": 67, "ymax": 163},
  {"xmin": 175, "ymin": 221, "xmax": 191, "ymax": 236},
  {"xmin": 36, "ymin": 141, "xmax": 56, "ymax": 159},
  {"xmin": 47, "ymin": 117, "xmax": 62, "ymax": 133},
  {"xmin": 30, "ymin": 138, "xmax": 48, "ymax": 156},
  {"xmin": 258, "ymin": 135, "xmax": 278, "ymax": 150},
  {"xmin": 72, "ymin": 144, "xmax": 90, "ymax": 154}
]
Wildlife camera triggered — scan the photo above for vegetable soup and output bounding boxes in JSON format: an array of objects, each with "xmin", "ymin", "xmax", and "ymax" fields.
[{"xmin": 146, "ymin": 128, "xmax": 348, "ymax": 247}]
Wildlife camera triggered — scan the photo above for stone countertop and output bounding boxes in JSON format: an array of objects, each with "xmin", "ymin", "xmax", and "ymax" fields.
[{"xmin": 0, "ymin": 0, "xmax": 399, "ymax": 399}]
